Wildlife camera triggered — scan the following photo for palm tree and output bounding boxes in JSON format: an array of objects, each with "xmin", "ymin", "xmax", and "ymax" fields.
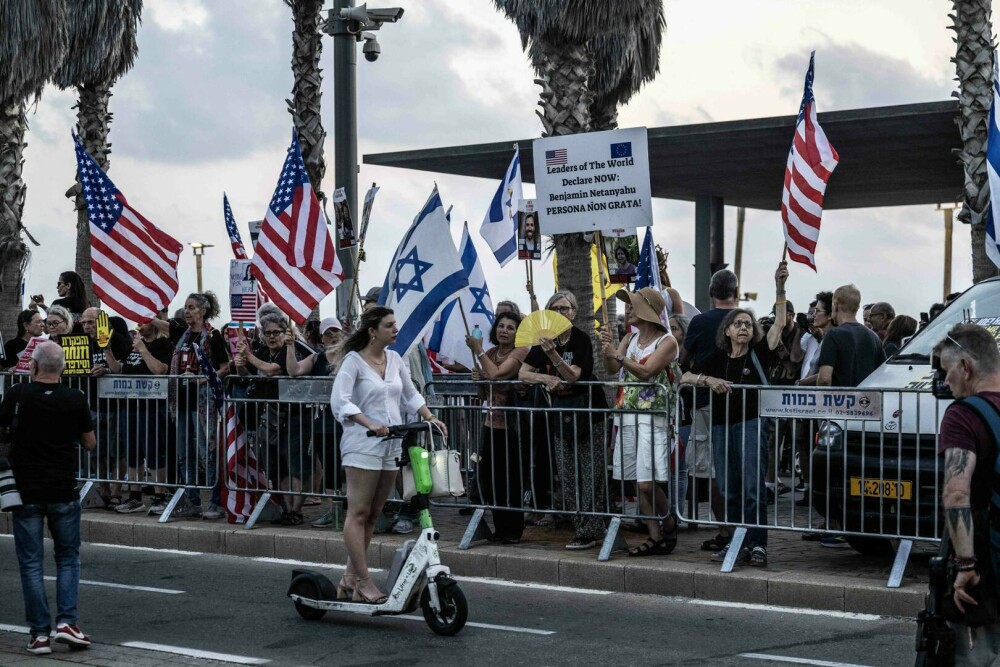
[
  {"xmin": 285, "ymin": 0, "xmax": 327, "ymax": 324},
  {"xmin": 951, "ymin": 0, "xmax": 997, "ymax": 283},
  {"xmin": 0, "ymin": 0, "xmax": 69, "ymax": 335},
  {"xmin": 53, "ymin": 0, "xmax": 142, "ymax": 307},
  {"xmin": 285, "ymin": 0, "xmax": 327, "ymax": 202},
  {"xmin": 493, "ymin": 1, "xmax": 664, "ymax": 350}
]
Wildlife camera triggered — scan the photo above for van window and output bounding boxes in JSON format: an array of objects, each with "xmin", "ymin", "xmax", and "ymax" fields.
[{"xmin": 890, "ymin": 281, "xmax": 1000, "ymax": 359}]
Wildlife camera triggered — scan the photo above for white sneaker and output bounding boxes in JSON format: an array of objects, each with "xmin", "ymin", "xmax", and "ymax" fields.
[
  {"xmin": 391, "ymin": 517, "xmax": 414, "ymax": 534},
  {"xmin": 202, "ymin": 503, "xmax": 224, "ymax": 520},
  {"xmin": 115, "ymin": 498, "xmax": 146, "ymax": 514}
]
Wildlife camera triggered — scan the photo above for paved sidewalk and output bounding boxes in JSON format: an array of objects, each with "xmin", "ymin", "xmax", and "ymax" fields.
[
  {"xmin": 0, "ymin": 630, "xmax": 239, "ymax": 666},
  {"xmin": 0, "ymin": 497, "xmax": 932, "ymax": 618}
]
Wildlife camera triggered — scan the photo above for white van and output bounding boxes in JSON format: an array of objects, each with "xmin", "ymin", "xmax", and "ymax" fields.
[{"xmin": 809, "ymin": 279, "xmax": 1000, "ymax": 554}]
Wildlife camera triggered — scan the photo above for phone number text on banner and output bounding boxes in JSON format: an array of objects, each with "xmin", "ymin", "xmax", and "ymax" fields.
[{"xmin": 759, "ymin": 389, "xmax": 882, "ymax": 420}]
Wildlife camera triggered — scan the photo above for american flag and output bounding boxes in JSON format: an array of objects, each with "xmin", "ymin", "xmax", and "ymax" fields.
[
  {"xmin": 780, "ymin": 52, "xmax": 839, "ymax": 271},
  {"xmin": 224, "ymin": 193, "xmax": 248, "ymax": 259},
  {"xmin": 73, "ymin": 136, "xmax": 182, "ymax": 322},
  {"xmin": 545, "ymin": 149, "xmax": 567, "ymax": 167},
  {"xmin": 250, "ymin": 131, "xmax": 343, "ymax": 325},
  {"xmin": 194, "ymin": 345, "xmax": 267, "ymax": 524},
  {"xmin": 230, "ymin": 291, "xmax": 257, "ymax": 322}
]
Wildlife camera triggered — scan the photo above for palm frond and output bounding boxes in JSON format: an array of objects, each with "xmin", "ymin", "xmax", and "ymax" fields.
[
  {"xmin": 53, "ymin": 0, "xmax": 142, "ymax": 89},
  {"xmin": 0, "ymin": 0, "xmax": 69, "ymax": 105}
]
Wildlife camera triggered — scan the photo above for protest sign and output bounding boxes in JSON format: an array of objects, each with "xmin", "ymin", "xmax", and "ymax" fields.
[
  {"xmin": 225, "ymin": 322, "xmax": 255, "ymax": 358},
  {"xmin": 360, "ymin": 184, "xmax": 379, "ymax": 247},
  {"xmin": 532, "ymin": 127, "xmax": 652, "ymax": 234},
  {"xmin": 517, "ymin": 199, "xmax": 540, "ymax": 261},
  {"xmin": 333, "ymin": 187, "xmax": 357, "ymax": 249},
  {"xmin": 602, "ymin": 232, "xmax": 639, "ymax": 284},
  {"xmin": 61, "ymin": 335, "xmax": 92, "ymax": 375},
  {"xmin": 248, "ymin": 220, "xmax": 263, "ymax": 245},
  {"xmin": 230, "ymin": 259, "xmax": 258, "ymax": 321},
  {"xmin": 13, "ymin": 337, "xmax": 46, "ymax": 374}
]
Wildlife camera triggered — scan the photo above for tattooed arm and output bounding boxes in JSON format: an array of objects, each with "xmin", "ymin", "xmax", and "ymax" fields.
[{"xmin": 943, "ymin": 446, "xmax": 980, "ymax": 612}]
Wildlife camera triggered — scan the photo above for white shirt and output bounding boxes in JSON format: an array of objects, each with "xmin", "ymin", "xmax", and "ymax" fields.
[
  {"xmin": 331, "ymin": 350, "xmax": 426, "ymax": 456},
  {"xmin": 800, "ymin": 332, "xmax": 821, "ymax": 381}
]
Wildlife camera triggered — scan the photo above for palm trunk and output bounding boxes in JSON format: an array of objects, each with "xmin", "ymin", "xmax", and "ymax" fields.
[
  {"xmin": 67, "ymin": 81, "xmax": 112, "ymax": 307},
  {"xmin": 288, "ymin": 0, "xmax": 326, "ymax": 201},
  {"xmin": 952, "ymin": 0, "xmax": 998, "ymax": 282},
  {"xmin": 287, "ymin": 0, "xmax": 325, "ymax": 323},
  {"xmin": 0, "ymin": 102, "xmax": 30, "ymax": 337}
]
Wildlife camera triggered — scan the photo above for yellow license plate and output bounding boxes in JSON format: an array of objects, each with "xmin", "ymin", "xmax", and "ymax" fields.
[{"xmin": 849, "ymin": 477, "xmax": 913, "ymax": 500}]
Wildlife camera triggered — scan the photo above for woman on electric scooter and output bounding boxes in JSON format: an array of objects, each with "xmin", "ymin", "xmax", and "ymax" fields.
[{"xmin": 331, "ymin": 307, "xmax": 448, "ymax": 604}]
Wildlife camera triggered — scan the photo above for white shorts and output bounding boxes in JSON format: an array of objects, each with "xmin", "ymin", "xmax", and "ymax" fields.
[
  {"xmin": 612, "ymin": 415, "xmax": 670, "ymax": 482},
  {"xmin": 342, "ymin": 444, "xmax": 402, "ymax": 472}
]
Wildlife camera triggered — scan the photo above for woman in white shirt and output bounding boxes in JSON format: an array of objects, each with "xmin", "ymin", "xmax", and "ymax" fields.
[{"xmin": 330, "ymin": 307, "xmax": 447, "ymax": 604}]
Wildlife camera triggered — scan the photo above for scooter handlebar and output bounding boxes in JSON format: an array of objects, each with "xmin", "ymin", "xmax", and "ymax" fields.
[{"xmin": 366, "ymin": 422, "xmax": 438, "ymax": 438}]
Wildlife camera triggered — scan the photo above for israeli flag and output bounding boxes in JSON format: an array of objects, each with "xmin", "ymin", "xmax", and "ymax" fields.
[
  {"xmin": 987, "ymin": 51, "xmax": 1000, "ymax": 269},
  {"xmin": 427, "ymin": 223, "xmax": 495, "ymax": 370},
  {"xmin": 479, "ymin": 146, "xmax": 522, "ymax": 267},
  {"xmin": 379, "ymin": 187, "xmax": 470, "ymax": 357}
]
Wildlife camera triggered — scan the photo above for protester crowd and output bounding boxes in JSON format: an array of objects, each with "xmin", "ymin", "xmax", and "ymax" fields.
[{"xmin": 0, "ymin": 267, "xmax": 946, "ymax": 562}]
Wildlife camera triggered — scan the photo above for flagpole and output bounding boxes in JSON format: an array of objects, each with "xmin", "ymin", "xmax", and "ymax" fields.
[
  {"xmin": 593, "ymin": 231, "xmax": 610, "ymax": 331},
  {"xmin": 781, "ymin": 243, "xmax": 788, "ymax": 262},
  {"xmin": 456, "ymin": 300, "xmax": 482, "ymax": 373}
]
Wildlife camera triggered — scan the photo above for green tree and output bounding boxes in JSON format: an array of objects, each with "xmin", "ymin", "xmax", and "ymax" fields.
[
  {"xmin": 0, "ymin": 0, "xmax": 69, "ymax": 335},
  {"xmin": 951, "ymin": 0, "xmax": 998, "ymax": 283},
  {"xmin": 54, "ymin": 0, "xmax": 142, "ymax": 307}
]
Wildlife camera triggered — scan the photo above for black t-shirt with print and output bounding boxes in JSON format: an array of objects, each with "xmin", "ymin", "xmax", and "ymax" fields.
[
  {"xmin": 1, "ymin": 381, "xmax": 93, "ymax": 504},
  {"xmin": 83, "ymin": 333, "xmax": 131, "ymax": 411},
  {"xmin": 524, "ymin": 327, "xmax": 607, "ymax": 413},
  {"xmin": 121, "ymin": 337, "xmax": 175, "ymax": 375}
]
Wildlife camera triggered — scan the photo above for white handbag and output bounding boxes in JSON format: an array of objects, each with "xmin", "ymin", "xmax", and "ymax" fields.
[{"xmin": 401, "ymin": 447, "xmax": 465, "ymax": 501}]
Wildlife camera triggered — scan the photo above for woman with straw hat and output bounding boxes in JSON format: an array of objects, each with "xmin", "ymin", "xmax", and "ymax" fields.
[{"xmin": 601, "ymin": 287, "xmax": 679, "ymax": 556}]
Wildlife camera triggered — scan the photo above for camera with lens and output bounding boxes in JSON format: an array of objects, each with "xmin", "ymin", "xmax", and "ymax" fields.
[
  {"xmin": 758, "ymin": 315, "xmax": 775, "ymax": 335},
  {"xmin": 931, "ymin": 354, "xmax": 954, "ymax": 400},
  {"xmin": 0, "ymin": 456, "xmax": 22, "ymax": 512}
]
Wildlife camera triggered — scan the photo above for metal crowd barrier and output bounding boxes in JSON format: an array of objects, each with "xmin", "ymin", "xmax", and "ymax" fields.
[
  {"xmin": 678, "ymin": 382, "xmax": 944, "ymax": 587},
  {"xmin": 427, "ymin": 379, "xmax": 677, "ymax": 562},
  {"xmin": 2, "ymin": 372, "xmax": 215, "ymax": 523}
]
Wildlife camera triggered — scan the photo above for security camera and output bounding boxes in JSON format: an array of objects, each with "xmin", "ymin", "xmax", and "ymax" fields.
[
  {"xmin": 366, "ymin": 7, "xmax": 404, "ymax": 23},
  {"xmin": 362, "ymin": 33, "xmax": 381, "ymax": 62}
]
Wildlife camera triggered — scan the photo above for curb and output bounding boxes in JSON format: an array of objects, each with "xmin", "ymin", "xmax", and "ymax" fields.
[{"xmin": 0, "ymin": 512, "xmax": 923, "ymax": 618}]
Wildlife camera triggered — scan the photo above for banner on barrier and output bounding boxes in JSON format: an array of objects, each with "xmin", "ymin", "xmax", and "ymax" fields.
[
  {"xmin": 759, "ymin": 389, "xmax": 881, "ymax": 420},
  {"xmin": 278, "ymin": 378, "xmax": 333, "ymax": 403},
  {"xmin": 98, "ymin": 376, "xmax": 169, "ymax": 399}
]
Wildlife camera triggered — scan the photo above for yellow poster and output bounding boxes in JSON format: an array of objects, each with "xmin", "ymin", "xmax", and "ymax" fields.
[{"xmin": 61, "ymin": 335, "xmax": 92, "ymax": 375}]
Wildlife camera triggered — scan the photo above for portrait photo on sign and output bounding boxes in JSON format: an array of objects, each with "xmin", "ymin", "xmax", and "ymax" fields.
[
  {"xmin": 332, "ymin": 187, "xmax": 356, "ymax": 250},
  {"xmin": 518, "ymin": 200, "xmax": 541, "ymax": 260},
  {"xmin": 604, "ymin": 234, "xmax": 639, "ymax": 283}
]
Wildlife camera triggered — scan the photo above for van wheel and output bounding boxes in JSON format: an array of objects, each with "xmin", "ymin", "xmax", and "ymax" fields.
[{"xmin": 845, "ymin": 536, "xmax": 895, "ymax": 556}]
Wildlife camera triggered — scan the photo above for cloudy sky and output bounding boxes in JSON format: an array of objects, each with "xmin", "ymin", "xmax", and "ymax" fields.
[{"xmin": 19, "ymin": 0, "xmax": 963, "ymax": 324}]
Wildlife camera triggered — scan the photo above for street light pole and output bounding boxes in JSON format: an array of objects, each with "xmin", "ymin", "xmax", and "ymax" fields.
[
  {"xmin": 330, "ymin": 0, "xmax": 358, "ymax": 321},
  {"xmin": 323, "ymin": 2, "xmax": 404, "ymax": 320},
  {"xmin": 190, "ymin": 242, "xmax": 213, "ymax": 293},
  {"xmin": 937, "ymin": 203, "xmax": 959, "ymax": 300}
]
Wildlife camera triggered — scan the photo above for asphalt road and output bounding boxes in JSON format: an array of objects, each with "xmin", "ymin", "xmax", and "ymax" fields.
[{"xmin": 0, "ymin": 534, "xmax": 915, "ymax": 666}]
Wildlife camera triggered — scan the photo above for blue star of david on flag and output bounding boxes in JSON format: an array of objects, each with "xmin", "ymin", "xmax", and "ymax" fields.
[
  {"xmin": 468, "ymin": 285, "xmax": 493, "ymax": 322},
  {"xmin": 392, "ymin": 247, "xmax": 434, "ymax": 301}
]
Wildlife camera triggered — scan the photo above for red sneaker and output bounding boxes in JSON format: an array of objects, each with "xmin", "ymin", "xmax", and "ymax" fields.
[
  {"xmin": 26, "ymin": 635, "xmax": 51, "ymax": 655},
  {"xmin": 54, "ymin": 623, "xmax": 90, "ymax": 649}
]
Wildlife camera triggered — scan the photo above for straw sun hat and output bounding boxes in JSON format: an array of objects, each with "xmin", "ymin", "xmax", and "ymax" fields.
[{"xmin": 615, "ymin": 287, "xmax": 666, "ymax": 329}]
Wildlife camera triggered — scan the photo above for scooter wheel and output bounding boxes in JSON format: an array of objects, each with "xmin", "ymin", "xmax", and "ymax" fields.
[
  {"xmin": 289, "ymin": 577, "xmax": 327, "ymax": 621},
  {"xmin": 421, "ymin": 577, "xmax": 468, "ymax": 636}
]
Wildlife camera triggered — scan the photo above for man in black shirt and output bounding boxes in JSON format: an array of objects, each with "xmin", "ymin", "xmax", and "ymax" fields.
[
  {"xmin": 817, "ymin": 284, "xmax": 886, "ymax": 388},
  {"xmin": 2, "ymin": 342, "xmax": 95, "ymax": 655}
]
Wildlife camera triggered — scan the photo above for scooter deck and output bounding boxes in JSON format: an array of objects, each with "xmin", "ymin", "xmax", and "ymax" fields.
[{"xmin": 290, "ymin": 594, "xmax": 404, "ymax": 616}]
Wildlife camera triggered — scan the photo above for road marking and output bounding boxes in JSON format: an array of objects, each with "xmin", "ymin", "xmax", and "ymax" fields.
[
  {"xmin": 121, "ymin": 642, "xmax": 270, "ymax": 665},
  {"xmin": 740, "ymin": 654, "xmax": 873, "ymax": 667},
  {"xmin": 396, "ymin": 615, "xmax": 555, "ymax": 636},
  {"xmin": 253, "ymin": 557, "xmax": 608, "ymax": 595},
  {"xmin": 43, "ymin": 576, "xmax": 184, "ymax": 595},
  {"xmin": 452, "ymin": 576, "xmax": 610, "ymax": 596},
  {"xmin": 673, "ymin": 598, "xmax": 884, "ymax": 621},
  {"xmin": 90, "ymin": 543, "xmax": 201, "ymax": 556},
  {"xmin": 0, "ymin": 623, "xmax": 29, "ymax": 634}
]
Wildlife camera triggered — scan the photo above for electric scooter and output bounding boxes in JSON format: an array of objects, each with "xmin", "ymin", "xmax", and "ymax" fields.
[{"xmin": 286, "ymin": 422, "xmax": 468, "ymax": 636}]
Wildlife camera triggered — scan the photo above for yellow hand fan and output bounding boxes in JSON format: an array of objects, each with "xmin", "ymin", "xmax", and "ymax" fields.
[{"xmin": 515, "ymin": 309, "xmax": 573, "ymax": 348}]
